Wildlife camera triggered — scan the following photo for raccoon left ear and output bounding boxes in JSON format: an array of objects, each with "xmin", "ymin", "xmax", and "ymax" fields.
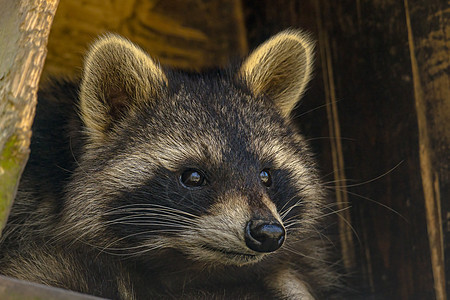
[
  {"xmin": 239, "ymin": 30, "xmax": 314, "ymax": 118},
  {"xmin": 79, "ymin": 34, "xmax": 167, "ymax": 142}
]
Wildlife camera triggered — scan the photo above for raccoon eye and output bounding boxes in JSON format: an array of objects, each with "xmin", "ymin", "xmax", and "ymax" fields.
[
  {"xmin": 259, "ymin": 169, "xmax": 272, "ymax": 187},
  {"xmin": 180, "ymin": 169, "xmax": 206, "ymax": 188}
]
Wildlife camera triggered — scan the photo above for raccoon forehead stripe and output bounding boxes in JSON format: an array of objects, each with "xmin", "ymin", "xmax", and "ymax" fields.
[
  {"xmin": 150, "ymin": 132, "xmax": 225, "ymax": 171},
  {"xmin": 100, "ymin": 138, "xmax": 224, "ymax": 189}
]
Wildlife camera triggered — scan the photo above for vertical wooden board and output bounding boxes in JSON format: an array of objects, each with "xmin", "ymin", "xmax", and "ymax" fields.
[
  {"xmin": 43, "ymin": 0, "xmax": 248, "ymax": 76},
  {"xmin": 243, "ymin": 0, "xmax": 317, "ymax": 48},
  {"xmin": 405, "ymin": 0, "xmax": 449, "ymax": 298},
  {"xmin": 314, "ymin": 0, "xmax": 442, "ymax": 298}
]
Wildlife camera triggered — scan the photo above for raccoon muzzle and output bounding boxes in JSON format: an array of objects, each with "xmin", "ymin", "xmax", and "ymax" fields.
[{"xmin": 244, "ymin": 219, "xmax": 285, "ymax": 253}]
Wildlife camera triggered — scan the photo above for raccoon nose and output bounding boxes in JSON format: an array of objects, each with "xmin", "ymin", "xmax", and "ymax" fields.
[{"xmin": 244, "ymin": 220, "xmax": 285, "ymax": 253}]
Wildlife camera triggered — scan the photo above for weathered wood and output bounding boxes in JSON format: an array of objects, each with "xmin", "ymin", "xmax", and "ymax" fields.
[
  {"xmin": 405, "ymin": 1, "xmax": 449, "ymax": 298},
  {"xmin": 311, "ymin": 0, "xmax": 449, "ymax": 298},
  {"xmin": 0, "ymin": 0, "xmax": 59, "ymax": 234},
  {"xmin": 313, "ymin": 1, "xmax": 356, "ymax": 273},
  {"xmin": 43, "ymin": 0, "xmax": 248, "ymax": 76},
  {"xmin": 0, "ymin": 275, "xmax": 105, "ymax": 300}
]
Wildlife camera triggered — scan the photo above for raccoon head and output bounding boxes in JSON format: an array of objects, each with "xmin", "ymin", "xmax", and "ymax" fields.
[{"xmin": 63, "ymin": 30, "xmax": 323, "ymax": 267}]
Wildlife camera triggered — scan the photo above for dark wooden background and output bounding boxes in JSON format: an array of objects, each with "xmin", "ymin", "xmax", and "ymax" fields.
[{"xmin": 39, "ymin": 0, "xmax": 449, "ymax": 299}]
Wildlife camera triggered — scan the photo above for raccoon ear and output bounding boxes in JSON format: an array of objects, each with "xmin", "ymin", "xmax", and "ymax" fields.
[
  {"xmin": 79, "ymin": 34, "xmax": 167, "ymax": 142},
  {"xmin": 239, "ymin": 30, "xmax": 314, "ymax": 118}
]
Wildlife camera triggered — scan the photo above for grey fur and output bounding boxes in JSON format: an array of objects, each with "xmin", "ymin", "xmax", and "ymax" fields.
[{"xmin": 0, "ymin": 30, "xmax": 341, "ymax": 299}]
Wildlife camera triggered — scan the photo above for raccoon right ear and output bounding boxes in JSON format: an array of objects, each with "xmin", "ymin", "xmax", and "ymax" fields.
[
  {"xmin": 239, "ymin": 30, "xmax": 314, "ymax": 119},
  {"xmin": 79, "ymin": 34, "xmax": 167, "ymax": 142}
]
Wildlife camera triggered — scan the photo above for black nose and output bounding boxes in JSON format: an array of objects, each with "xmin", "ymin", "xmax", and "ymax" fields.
[{"xmin": 244, "ymin": 219, "xmax": 285, "ymax": 253}]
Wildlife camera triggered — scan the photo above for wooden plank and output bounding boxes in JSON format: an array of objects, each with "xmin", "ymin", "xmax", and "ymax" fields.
[
  {"xmin": 43, "ymin": 0, "xmax": 248, "ymax": 76},
  {"xmin": 0, "ymin": 0, "xmax": 59, "ymax": 234},
  {"xmin": 314, "ymin": 0, "xmax": 356, "ymax": 272},
  {"xmin": 0, "ymin": 275, "xmax": 104, "ymax": 300},
  {"xmin": 312, "ymin": 0, "xmax": 448, "ymax": 298},
  {"xmin": 404, "ymin": 0, "xmax": 449, "ymax": 298}
]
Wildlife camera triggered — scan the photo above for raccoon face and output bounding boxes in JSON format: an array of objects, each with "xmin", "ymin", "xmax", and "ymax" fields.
[{"xmin": 63, "ymin": 30, "xmax": 323, "ymax": 266}]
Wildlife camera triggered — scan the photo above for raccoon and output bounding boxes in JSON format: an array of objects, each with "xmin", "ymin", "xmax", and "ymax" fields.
[{"xmin": 0, "ymin": 30, "xmax": 341, "ymax": 299}]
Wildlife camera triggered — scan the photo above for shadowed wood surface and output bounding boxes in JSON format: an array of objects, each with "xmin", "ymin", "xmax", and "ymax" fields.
[{"xmin": 405, "ymin": 1, "xmax": 449, "ymax": 299}]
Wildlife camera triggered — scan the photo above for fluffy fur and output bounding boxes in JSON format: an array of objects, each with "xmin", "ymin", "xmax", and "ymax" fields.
[{"xmin": 0, "ymin": 30, "xmax": 340, "ymax": 299}]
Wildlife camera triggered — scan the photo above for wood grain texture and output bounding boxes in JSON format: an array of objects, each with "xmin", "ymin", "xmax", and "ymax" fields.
[
  {"xmin": 314, "ymin": 0, "xmax": 356, "ymax": 272},
  {"xmin": 311, "ymin": 0, "xmax": 449, "ymax": 298},
  {"xmin": 404, "ymin": 1, "xmax": 449, "ymax": 298},
  {"xmin": 43, "ymin": 0, "xmax": 248, "ymax": 76},
  {"xmin": 0, "ymin": 0, "xmax": 58, "ymax": 234},
  {"xmin": 312, "ymin": 1, "xmax": 440, "ymax": 298}
]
